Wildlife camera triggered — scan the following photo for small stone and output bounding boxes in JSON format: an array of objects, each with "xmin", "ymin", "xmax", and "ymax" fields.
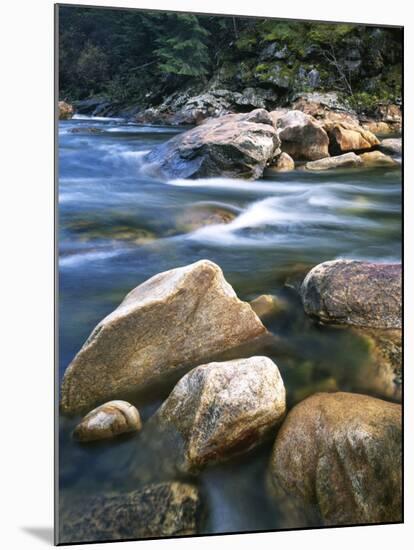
[
  {"xmin": 73, "ymin": 400, "xmax": 142, "ymax": 442},
  {"xmin": 249, "ymin": 294, "xmax": 287, "ymax": 319},
  {"xmin": 269, "ymin": 152, "xmax": 295, "ymax": 172}
]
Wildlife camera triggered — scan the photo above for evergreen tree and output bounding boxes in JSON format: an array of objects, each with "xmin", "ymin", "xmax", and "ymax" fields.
[{"xmin": 154, "ymin": 14, "xmax": 211, "ymax": 77}]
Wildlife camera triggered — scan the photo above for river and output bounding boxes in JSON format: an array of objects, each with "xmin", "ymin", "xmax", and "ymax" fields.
[{"xmin": 58, "ymin": 114, "xmax": 401, "ymax": 539}]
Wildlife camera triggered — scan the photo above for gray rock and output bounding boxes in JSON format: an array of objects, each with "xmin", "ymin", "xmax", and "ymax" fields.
[
  {"xmin": 73, "ymin": 400, "xmax": 142, "ymax": 442},
  {"xmin": 307, "ymin": 68, "xmax": 320, "ymax": 88},
  {"xmin": 268, "ymin": 392, "xmax": 402, "ymax": 526},
  {"xmin": 379, "ymin": 138, "xmax": 402, "ymax": 156},
  {"xmin": 301, "ymin": 260, "xmax": 401, "ymax": 329},
  {"xmin": 144, "ymin": 109, "xmax": 281, "ymax": 180},
  {"xmin": 61, "ymin": 260, "xmax": 267, "ymax": 415},
  {"xmin": 153, "ymin": 356, "xmax": 286, "ymax": 472},
  {"xmin": 59, "ymin": 482, "xmax": 200, "ymax": 543}
]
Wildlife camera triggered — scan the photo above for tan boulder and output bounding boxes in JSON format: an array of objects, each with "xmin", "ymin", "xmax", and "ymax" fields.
[
  {"xmin": 305, "ymin": 152, "xmax": 362, "ymax": 171},
  {"xmin": 268, "ymin": 392, "xmax": 402, "ymax": 526},
  {"xmin": 60, "ymin": 260, "xmax": 266, "ymax": 415},
  {"xmin": 59, "ymin": 100, "xmax": 74, "ymax": 120},
  {"xmin": 73, "ymin": 400, "xmax": 142, "ymax": 442},
  {"xmin": 360, "ymin": 150, "xmax": 398, "ymax": 167},
  {"xmin": 153, "ymin": 356, "xmax": 286, "ymax": 472},
  {"xmin": 301, "ymin": 260, "xmax": 401, "ymax": 329},
  {"xmin": 275, "ymin": 110, "xmax": 330, "ymax": 161},
  {"xmin": 324, "ymin": 121, "xmax": 380, "ymax": 154}
]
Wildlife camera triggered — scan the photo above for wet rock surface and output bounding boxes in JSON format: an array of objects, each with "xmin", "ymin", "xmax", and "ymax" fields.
[
  {"xmin": 59, "ymin": 481, "xmax": 201, "ymax": 543},
  {"xmin": 268, "ymin": 392, "xmax": 402, "ymax": 526},
  {"xmin": 61, "ymin": 260, "xmax": 266, "ymax": 415},
  {"xmin": 301, "ymin": 260, "xmax": 401, "ymax": 329}
]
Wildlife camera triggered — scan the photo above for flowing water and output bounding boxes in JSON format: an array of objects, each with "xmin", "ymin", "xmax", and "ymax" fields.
[{"xmin": 58, "ymin": 115, "xmax": 402, "ymax": 539}]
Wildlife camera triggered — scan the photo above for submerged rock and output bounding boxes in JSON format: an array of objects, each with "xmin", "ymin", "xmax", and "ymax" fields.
[
  {"xmin": 274, "ymin": 110, "xmax": 330, "ymax": 161},
  {"xmin": 249, "ymin": 294, "xmax": 287, "ymax": 319},
  {"xmin": 305, "ymin": 152, "xmax": 362, "ymax": 171},
  {"xmin": 353, "ymin": 328, "xmax": 402, "ymax": 402},
  {"xmin": 379, "ymin": 138, "xmax": 402, "ymax": 156},
  {"xmin": 144, "ymin": 109, "xmax": 281, "ymax": 180},
  {"xmin": 59, "ymin": 481, "xmax": 200, "ymax": 543},
  {"xmin": 73, "ymin": 400, "xmax": 142, "ymax": 442},
  {"xmin": 58, "ymin": 101, "xmax": 74, "ymax": 120},
  {"xmin": 153, "ymin": 357, "xmax": 286, "ymax": 472},
  {"xmin": 175, "ymin": 203, "xmax": 237, "ymax": 233},
  {"xmin": 324, "ymin": 121, "xmax": 380, "ymax": 154},
  {"xmin": 268, "ymin": 392, "xmax": 402, "ymax": 526},
  {"xmin": 301, "ymin": 260, "xmax": 401, "ymax": 329},
  {"xmin": 60, "ymin": 260, "xmax": 266, "ymax": 415}
]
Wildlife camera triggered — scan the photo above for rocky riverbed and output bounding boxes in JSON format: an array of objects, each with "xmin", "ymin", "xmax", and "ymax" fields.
[{"xmin": 58, "ymin": 103, "xmax": 402, "ymax": 542}]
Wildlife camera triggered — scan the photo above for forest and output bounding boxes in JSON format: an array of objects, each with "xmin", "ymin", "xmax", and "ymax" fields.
[{"xmin": 58, "ymin": 6, "xmax": 402, "ymax": 115}]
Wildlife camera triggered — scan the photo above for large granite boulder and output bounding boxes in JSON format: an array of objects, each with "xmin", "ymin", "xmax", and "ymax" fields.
[
  {"xmin": 144, "ymin": 109, "xmax": 281, "ymax": 180},
  {"xmin": 324, "ymin": 121, "xmax": 380, "ymax": 154},
  {"xmin": 152, "ymin": 356, "xmax": 286, "ymax": 472},
  {"xmin": 268, "ymin": 392, "xmax": 402, "ymax": 526},
  {"xmin": 301, "ymin": 260, "xmax": 401, "ymax": 329},
  {"xmin": 58, "ymin": 101, "xmax": 74, "ymax": 120},
  {"xmin": 61, "ymin": 260, "xmax": 266, "ymax": 415},
  {"xmin": 273, "ymin": 110, "xmax": 330, "ymax": 161},
  {"xmin": 305, "ymin": 152, "xmax": 362, "ymax": 171},
  {"xmin": 73, "ymin": 400, "xmax": 142, "ymax": 442},
  {"xmin": 59, "ymin": 481, "xmax": 200, "ymax": 543}
]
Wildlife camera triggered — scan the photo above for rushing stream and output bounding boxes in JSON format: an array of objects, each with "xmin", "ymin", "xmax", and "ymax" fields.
[{"xmin": 58, "ymin": 115, "xmax": 401, "ymax": 538}]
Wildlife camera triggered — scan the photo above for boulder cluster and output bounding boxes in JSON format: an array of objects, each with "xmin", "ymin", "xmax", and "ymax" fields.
[
  {"xmin": 144, "ymin": 100, "xmax": 400, "ymax": 180},
  {"xmin": 60, "ymin": 257, "xmax": 402, "ymax": 540}
]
